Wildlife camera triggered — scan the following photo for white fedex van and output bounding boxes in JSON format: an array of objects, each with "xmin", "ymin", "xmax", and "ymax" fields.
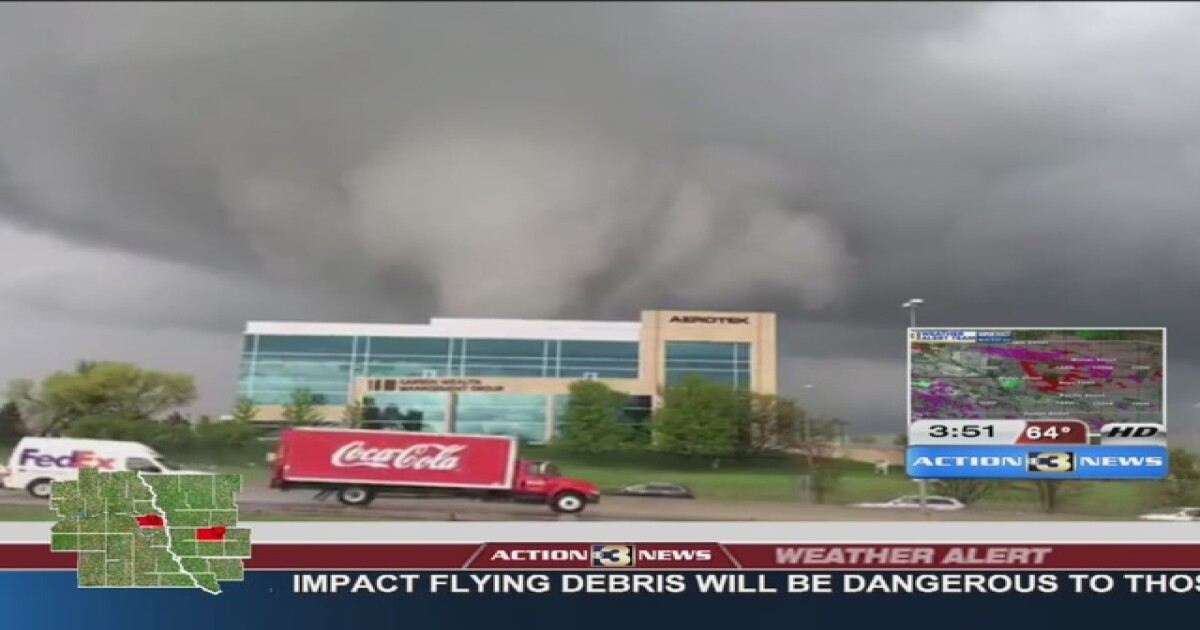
[{"xmin": 1, "ymin": 437, "xmax": 208, "ymax": 499}]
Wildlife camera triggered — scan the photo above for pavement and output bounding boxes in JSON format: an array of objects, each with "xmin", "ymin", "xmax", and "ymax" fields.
[{"xmin": 0, "ymin": 486, "xmax": 1123, "ymax": 521}]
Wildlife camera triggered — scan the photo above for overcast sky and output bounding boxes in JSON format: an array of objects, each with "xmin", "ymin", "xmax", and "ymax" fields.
[{"xmin": 0, "ymin": 3, "xmax": 1197, "ymax": 441}]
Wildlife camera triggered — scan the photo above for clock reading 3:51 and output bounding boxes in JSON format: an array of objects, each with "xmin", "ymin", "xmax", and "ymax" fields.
[
  {"xmin": 907, "ymin": 420, "xmax": 1025, "ymax": 446},
  {"xmin": 929, "ymin": 424, "xmax": 995, "ymax": 439}
]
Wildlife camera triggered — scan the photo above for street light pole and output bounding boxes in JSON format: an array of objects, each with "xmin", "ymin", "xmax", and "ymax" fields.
[
  {"xmin": 902, "ymin": 298, "xmax": 930, "ymax": 518},
  {"xmin": 801, "ymin": 384, "xmax": 815, "ymax": 472},
  {"xmin": 902, "ymin": 298, "xmax": 923, "ymax": 329}
]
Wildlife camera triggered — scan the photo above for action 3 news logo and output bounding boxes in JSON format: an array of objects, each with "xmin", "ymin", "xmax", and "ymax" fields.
[
  {"xmin": 1027, "ymin": 451, "xmax": 1075, "ymax": 473},
  {"xmin": 591, "ymin": 545, "xmax": 636, "ymax": 568}
]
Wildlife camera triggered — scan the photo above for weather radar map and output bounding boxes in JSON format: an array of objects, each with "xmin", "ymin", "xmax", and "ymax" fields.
[
  {"xmin": 909, "ymin": 328, "xmax": 1165, "ymax": 431},
  {"xmin": 49, "ymin": 468, "xmax": 249, "ymax": 595}
]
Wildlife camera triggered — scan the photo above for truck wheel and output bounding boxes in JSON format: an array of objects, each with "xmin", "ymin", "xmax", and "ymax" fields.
[
  {"xmin": 336, "ymin": 486, "xmax": 376, "ymax": 507},
  {"xmin": 26, "ymin": 478, "xmax": 54, "ymax": 500},
  {"xmin": 550, "ymin": 491, "xmax": 586, "ymax": 514}
]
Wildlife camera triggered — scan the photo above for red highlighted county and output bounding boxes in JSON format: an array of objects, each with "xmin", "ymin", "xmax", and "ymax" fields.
[
  {"xmin": 135, "ymin": 514, "xmax": 165, "ymax": 528},
  {"xmin": 196, "ymin": 526, "xmax": 227, "ymax": 542}
]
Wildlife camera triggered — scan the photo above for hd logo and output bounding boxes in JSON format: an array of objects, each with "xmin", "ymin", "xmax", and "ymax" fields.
[
  {"xmin": 591, "ymin": 544, "xmax": 636, "ymax": 568},
  {"xmin": 1027, "ymin": 451, "xmax": 1075, "ymax": 473}
]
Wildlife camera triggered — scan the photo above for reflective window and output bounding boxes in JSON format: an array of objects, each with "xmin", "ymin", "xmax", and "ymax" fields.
[
  {"xmin": 368, "ymin": 337, "xmax": 452, "ymax": 358},
  {"xmin": 458, "ymin": 339, "xmax": 548, "ymax": 377},
  {"xmin": 242, "ymin": 354, "xmax": 352, "ymax": 406},
  {"xmin": 551, "ymin": 393, "xmax": 652, "ymax": 437},
  {"xmin": 363, "ymin": 393, "xmax": 448, "ymax": 432},
  {"xmin": 455, "ymin": 393, "xmax": 547, "ymax": 443},
  {"xmin": 559, "ymin": 341, "xmax": 639, "ymax": 360},
  {"xmin": 461, "ymin": 361, "xmax": 546, "ymax": 378},
  {"xmin": 255, "ymin": 335, "xmax": 354, "ymax": 355},
  {"xmin": 663, "ymin": 341, "xmax": 734, "ymax": 361},
  {"xmin": 363, "ymin": 359, "xmax": 448, "ymax": 377},
  {"xmin": 460, "ymin": 339, "xmax": 546, "ymax": 359},
  {"xmin": 664, "ymin": 342, "xmax": 751, "ymax": 389}
]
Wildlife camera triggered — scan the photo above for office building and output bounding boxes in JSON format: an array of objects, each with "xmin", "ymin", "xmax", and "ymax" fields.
[{"xmin": 238, "ymin": 310, "xmax": 778, "ymax": 442}]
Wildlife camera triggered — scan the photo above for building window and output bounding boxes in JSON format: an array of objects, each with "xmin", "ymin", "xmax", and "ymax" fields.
[
  {"xmin": 239, "ymin": 355, "xmax": 352, "ymax": 406},
  {"xmin": 664, "ymin": 341, "xmax": 752, "ymax": 389},
  {"xmin": 362, "ymin": 393, "xmax": 448, "ymax": 432},
  {"xmin": 368, "ymin": 337, "xmax": 452, "ymax": 357},
  {"xmin": 455, "ymin": 393, "xmax": 547, "ymax": 443},
  {"xmin": 254, "ymin": 335, "xmax": 354, "ymax": 355},
  {"xmin": 551, "ymin": 393, "xmax": 652, "ymax": 438},
  {"xmin": 555, "ymin": 340, "xmax": 640, "ymax": 379},
  {"xmin": 457, "ymin": 339, "xmax": 548, "ymax": 378}
]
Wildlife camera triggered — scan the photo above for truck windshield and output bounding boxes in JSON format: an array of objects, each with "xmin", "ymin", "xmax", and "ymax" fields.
[{"xmin": 539, "ymin": 463, "xmax": 561, "ymax": 477}]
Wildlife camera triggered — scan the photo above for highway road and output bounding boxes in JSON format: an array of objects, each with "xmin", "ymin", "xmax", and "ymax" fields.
[{"xmin": 0, "ymin": 487, "xmax": 1121, "ymax": 521}]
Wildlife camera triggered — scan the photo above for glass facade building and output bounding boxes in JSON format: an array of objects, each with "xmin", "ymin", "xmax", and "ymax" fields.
[{"xmin": 238, "ymin": 311, "xmax": 777, "ymax": 443}]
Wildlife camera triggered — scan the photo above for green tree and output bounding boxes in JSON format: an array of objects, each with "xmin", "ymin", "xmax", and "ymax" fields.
[
  {"xmin": 65, "ymin": 416, "xmax": 193, "ymax": 454},
  {"xmin": 1024, "ymin": 480, "xmax": 1083, "ymax": 514},
  {"xmin": 893, "ymin": 433, "xmax": 909, "ymax": 447},
  {"xmin": 342, "ymin": 402, "xmax": 365, "ymax": 429},
  {"xmin": 281, "ymin": 388, "xmax": 323, "ymax": 424},
  {"xmin": 1155, "ymin": 447, "xmax": 1200, "ymax": 506},
  {"xmin": 0, "ymin": 401, "xmax": 25, "ymax": 445},
  {"xmin": 794, "ymin": 416, "xmax": 846, "ymax": 503},
  {"xmin": 6, "ymin": 361, "xmax": 196, "ymax": 435},
  {"xmin": 194, "ymin": 418, "xmax": 259, "ymax": 452},
  {"xmin": 230, "ymin": 397, "xmax": 259, "ymax": 423},
  {"xmin": 554, "ymin": 381, "xmax": 634, "ymax": 454},
  {"xmin": 652, "ymin": 374, "xmax": 742, "ymax": 456},
  {"xmin": 808, "ymin": 460, "xmax": 845, "ymax": 504},
  {"xmin": 738, "ymin": 393, "xmax": 802, "ymax": 455}
]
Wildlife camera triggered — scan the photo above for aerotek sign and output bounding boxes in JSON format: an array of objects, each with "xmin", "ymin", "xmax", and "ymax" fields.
[{"xmin": 668, "ymin": 316, "xmax": 750, "ymax": 325}]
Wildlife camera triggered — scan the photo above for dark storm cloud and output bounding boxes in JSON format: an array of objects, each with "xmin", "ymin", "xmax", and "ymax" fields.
[{"xmin": 1, "ymin": 3, "xmax": 1198, "ymax": 434}]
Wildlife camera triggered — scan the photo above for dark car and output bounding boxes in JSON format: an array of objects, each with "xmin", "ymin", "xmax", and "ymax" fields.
[{"xmin": 607, "ymin": 482, "xmax": 695, "ymax": 499}]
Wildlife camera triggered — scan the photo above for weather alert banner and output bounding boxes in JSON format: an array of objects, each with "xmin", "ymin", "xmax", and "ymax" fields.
[{"xmin": 4, "ymin": 542, "xmax": 1200, "ymax": 628}]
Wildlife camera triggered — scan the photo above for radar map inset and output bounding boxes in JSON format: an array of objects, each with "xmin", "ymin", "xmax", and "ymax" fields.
[{"xmin": 909, "ymin": 328, "xmax": 1164, "ymax": 431}]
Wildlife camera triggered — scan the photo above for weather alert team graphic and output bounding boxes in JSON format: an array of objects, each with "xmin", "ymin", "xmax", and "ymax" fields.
[
  {"xmin": 906, "ymin": 328, "xmax": 1169, "ymax": 480},
  {"xmin": 48, "ymin": 468, "xmax": 249, "ymax": 594}
]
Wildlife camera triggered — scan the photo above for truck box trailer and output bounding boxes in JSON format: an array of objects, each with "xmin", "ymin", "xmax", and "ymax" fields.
[{"xmin": 268, "ymin": 428, "xmax": 600, "ymax": 514}]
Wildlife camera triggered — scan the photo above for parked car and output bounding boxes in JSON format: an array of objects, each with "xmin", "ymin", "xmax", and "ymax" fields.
[
  {"xmin": 1138, "ymin": 507, "xmax": 1200, "ymax": 522},
  {"xmin": 851, "ymin": 495, "xmax": 965, "ymax": 511},
  {"xmin": 607, "ymin": 482, "xmax": 695, "ymax": 499}
]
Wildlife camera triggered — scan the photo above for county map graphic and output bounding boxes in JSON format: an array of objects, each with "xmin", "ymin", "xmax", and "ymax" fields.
[
  {"xmin": 910, "ymin": 329, "xmax": 1164, "ymax": 430},
  {"xmin": 49, "ymin": 468, "xmax": 249, "ymax": 594}
]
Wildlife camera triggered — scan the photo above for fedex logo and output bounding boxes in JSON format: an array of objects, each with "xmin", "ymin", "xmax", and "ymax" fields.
[{"xmin": 18, "ymin": 449, "xmax": 116, "ymax": 470}]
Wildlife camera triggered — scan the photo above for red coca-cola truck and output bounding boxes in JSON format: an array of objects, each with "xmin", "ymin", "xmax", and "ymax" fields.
[{"xmin": 267, "ymin": 427, "xmax": 600, "ymax": 514}]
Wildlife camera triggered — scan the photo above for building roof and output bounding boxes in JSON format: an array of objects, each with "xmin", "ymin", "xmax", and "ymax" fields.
[{"xmin": 244, "ymin": 317, "xmax": 642, "ymax": 342}]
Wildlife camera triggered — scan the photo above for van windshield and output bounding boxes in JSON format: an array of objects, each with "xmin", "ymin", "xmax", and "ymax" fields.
[{"xmin": 155, "ymin": 459, "xmax": 182, "ymax": 471}]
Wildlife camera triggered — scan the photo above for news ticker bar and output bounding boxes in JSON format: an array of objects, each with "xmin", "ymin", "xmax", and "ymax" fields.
[
  {"xmin": 905, "ymin": 445, "xmax": 1168, "ymax": 479},
  {"xmin": 8, "ymin": 543, "xmax": 1200, "ymax": 570}
]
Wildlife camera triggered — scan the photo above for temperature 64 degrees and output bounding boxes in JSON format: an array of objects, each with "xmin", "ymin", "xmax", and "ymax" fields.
[{"xmin": 1015, "ymin": 420, "xmax": 1089, "ymax": 445}]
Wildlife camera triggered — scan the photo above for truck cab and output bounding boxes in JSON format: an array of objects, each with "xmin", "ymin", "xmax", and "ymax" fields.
[{"xmin": 513, "ymin": 460, "xmax": 599, "ymax": 513}]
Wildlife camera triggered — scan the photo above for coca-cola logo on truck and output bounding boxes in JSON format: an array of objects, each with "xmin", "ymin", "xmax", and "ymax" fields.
[{"xmin": 330, "ymin": 441, "xmax": 465, "ymax": 471}]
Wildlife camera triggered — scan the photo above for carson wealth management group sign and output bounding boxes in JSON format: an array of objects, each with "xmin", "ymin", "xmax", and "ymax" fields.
[{"xmin": 367, "ymin": 378, "xmax": 504, "ymax": 393}]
